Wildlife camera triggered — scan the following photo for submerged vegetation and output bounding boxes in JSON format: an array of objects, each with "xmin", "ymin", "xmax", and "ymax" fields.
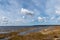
[{"xmin": 0, "ymin": 26, "xmax": 60, "ymax": 40}]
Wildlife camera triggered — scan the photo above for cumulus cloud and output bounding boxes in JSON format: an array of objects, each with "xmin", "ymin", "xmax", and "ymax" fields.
[
  {"xmin": 1, "ymin": 17, "xmax": 8, "ymax": 23},
  {"xmin": 37, "ymin": 17, "xmax": 51, "ymax": 23},
  {"xmin": 21, "ymin": 8, "xmax": 34, "ymax": 16},
  {"xmin": 55, "ymin": 6, "xmax": 60, "ymax": 15},
  {"xmin": 38, "ymin": 17, "xmax": 43, "ymax": 22},
  {"xmin": 55, "ymin": 10, "xmax": 60, "ymax": 15},
  {"xmin": 38, "ymin": 16, "xmax": 58, "ymax": 23},
  {"xmin": 38, "ymin": 17, "xmax": 43, "ymax": 20},
  {"xmin": 0, "ymin": 16, "xmax": 17, "ymax": 26},
  {"xmin": 0, "ymin": 16, "xmax": 9, "ymax": 26}
]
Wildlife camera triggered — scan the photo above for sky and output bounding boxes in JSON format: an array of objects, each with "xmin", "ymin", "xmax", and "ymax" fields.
[{"xmin": 0, "ymin": 0, "xmax": 60, "ymax": 26}]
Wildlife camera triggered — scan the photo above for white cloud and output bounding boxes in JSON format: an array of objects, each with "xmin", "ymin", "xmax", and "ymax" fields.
[
  {"xmin": 21, "ymin": 8, "xmax": 34, "ymax": 16},
  {"xmin": 0, "ymin": 16, "xmax": 9, "ymax": 26},
  {"xmin": 22, "ymin": 16, "xmax": 25, "ymax": 19},
  {"xmin": 55, "ymin": 10, "xmax": 60, "ymax": 15},
  {"xmin": 1, "ymin": 17, "xmax": 8, "ymax": 23},
  {"xmin": 55, "ymin": 6, "xmax": 60, "ymax": 15},
  {"xmin": 38, "ymin": 17, "xmax": 43, "ymax": 20},
  {"xmin": 38, "ymin": 17, "xmax": 43, "ymax": 22}
]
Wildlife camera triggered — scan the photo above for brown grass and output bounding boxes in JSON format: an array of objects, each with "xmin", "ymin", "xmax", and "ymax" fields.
[{"xmin": 0, "ymin": 26, "xmax": 60, "ymax": 40}]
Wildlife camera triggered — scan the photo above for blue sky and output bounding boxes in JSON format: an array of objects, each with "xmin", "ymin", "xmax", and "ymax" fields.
[{"xmin": 0, "ymin": 0, "xmax": 60, "ymax": 26}]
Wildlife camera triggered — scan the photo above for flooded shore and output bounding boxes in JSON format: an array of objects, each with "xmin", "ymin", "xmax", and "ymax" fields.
[{"xmin": 0, "ymin": 25, "xmax": 59, "ymax": 40}]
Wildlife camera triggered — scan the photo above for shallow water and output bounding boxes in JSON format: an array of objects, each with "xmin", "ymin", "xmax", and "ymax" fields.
[
  {"xmin": 0, "ymin": 25, "xmax": 56, "ymax": 40},
  {"xmin": 19, "ymin": 26, "xmax": 54, "ymax": 35}
]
